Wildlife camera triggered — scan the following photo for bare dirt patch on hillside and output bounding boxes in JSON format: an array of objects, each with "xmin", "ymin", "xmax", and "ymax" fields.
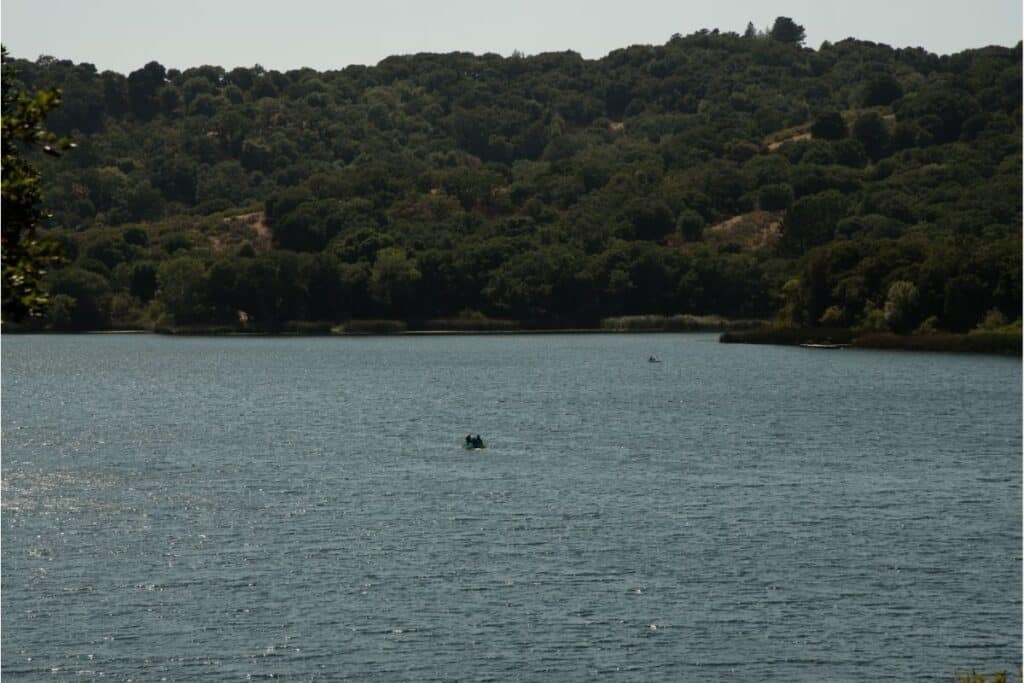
[
  {"xmin": 767, "ymin": 132, "xmax": 811, "ymax": 151},
  {"xmin": 209, "ymin": 212, "xmax": 273, "ymax": 254},
  {"xmin": 703, "ymin": 210, "xmax": 782, "ymax": 250}
]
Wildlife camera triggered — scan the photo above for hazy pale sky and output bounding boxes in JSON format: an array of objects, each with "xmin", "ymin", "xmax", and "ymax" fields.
[{"xmin": 2, "ymin": 0, "xmax": 1021, "ymax": 74}]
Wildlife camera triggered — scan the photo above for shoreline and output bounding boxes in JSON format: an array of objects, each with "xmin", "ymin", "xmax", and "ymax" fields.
[
  {"xmin": 3, "ymin": 314, "xmax": 768, "ymax": 337},
  {"xmin": 720, "ymin": 327, "xmax": 1022, "ymax": 356},
  {"xmin": 3, "ymin": 326, "xmax": 734, "ymax": 337},
  {"xmin": 3, "ymin": 326, "xmax": 1020, "ymax": 355}
]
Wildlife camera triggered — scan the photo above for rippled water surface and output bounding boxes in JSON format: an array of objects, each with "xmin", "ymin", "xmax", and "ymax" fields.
[{"xmin": 2, "ymin": 334, "xmax": 1020, "ymax": 680}]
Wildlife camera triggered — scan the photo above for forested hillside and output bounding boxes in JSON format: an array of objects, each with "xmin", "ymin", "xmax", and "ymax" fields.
[{"xmin": 6, "ymin": 18, "xmax": 1022, "ymax": 332}]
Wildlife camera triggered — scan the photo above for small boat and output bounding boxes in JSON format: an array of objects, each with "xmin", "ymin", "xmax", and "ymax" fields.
[
  {"xmin": 648, "ymin": 356, "xmax": 662, "ymax": 363},
  {"xmin": 463, "ymin": 434, "xmax": 486, "ymax": 449}
]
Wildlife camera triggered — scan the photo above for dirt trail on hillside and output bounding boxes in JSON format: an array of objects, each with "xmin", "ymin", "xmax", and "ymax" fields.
[{"xmin": 767, "ymin": 132, "xmax": 810, "ymax": 151}]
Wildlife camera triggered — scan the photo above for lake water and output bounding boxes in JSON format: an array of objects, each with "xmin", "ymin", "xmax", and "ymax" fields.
[{"xmin": 2, "ymin": 333, "xmax": 1020, "ymax": 681}]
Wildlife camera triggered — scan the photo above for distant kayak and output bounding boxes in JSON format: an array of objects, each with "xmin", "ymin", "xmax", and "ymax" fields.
[
  {"xmin": 463, "ymin": 433, "xmax": 485, "ymax": 449},
  {"xmin": 648, "ymin": 356, "xmax": 662, "ymax": 363}
]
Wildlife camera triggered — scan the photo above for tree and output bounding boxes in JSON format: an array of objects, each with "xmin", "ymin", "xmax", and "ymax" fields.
[
  {"xmin": 883, "ymin": 280, "xmax": 919, "ymax": 333},
  {"xmin": 1, "ymin": 46, "xmax": 71, "ymax": 322},
  {"xmin": 483, "ymin": 244, "xmax": 593, "ymax": 320},
  {"xmin": 895, "ymin": 87, "xmax": 980, "ymax": 143},
  {"xmin": 44, "ymin": 267, "xmax": 110, "ymax": 329},
  {"xmin": 942, "ymin": 274, "xmax": 987, "ymax": 332},
  {"xmin": 369, "ymin": 247, "xmax": 421, "ymax": 314},
  {"xmin": 156, "ymin": 256, "xmax": 208, "ymax": 324},
  {"xmin": 129, "ymin": 262, "xmax": 158, "ymax": 302},
  {"xmin": 625, "ymin": 198, "xmax": 675, "ymax": 241},
  {"xmin": 158, "ymin": 85, "xmax": 181, "ymax": 115},
  {"xmin": 127, "ymin": 60, "xmax": 166, "ymax": 120},
  {"xmin": 856, "ymin": 301, "xmax": 888, "ymax": 333},
  {"xmin": 851, "ymin": 112, "xmax": 889, "ymax": 160},
  {"xmin": 862, "ymin": 74, "xmax": 903, "ymax": 106},
  {"xmin": 769, "ymin": 17, "xmax": 805, "ymax": 46},
  {"xmin": 152, "ymin": 155, "xmax": 197, "ymax": 204},
  {"xmin": 831, "ymin": 139, "xmax": 868, "ymax": 168},
  {"xmin": 781, "ymin": 190, "xmax": 848, "ymax": 254},
  {"xmin": 759, "ymin": 183, "xmax": 794, "ymax": 211},
  {"xmin": 810, "ymin": 111, "xmax": 846, "ymax": 140},
  {"xmin": 676, "ymin": 209, "xmax": 706, "ymax": 241}
]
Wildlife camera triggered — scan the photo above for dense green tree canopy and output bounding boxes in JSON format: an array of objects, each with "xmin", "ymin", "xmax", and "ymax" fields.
[{"xmin": 3, "ymin": 23, "xmax": 1019, "ymax": 335}]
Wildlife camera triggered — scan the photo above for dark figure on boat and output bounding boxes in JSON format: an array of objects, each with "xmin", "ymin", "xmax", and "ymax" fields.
[{"xmin": 465, "ymin": 433, "xmax": 484, "ymax": 448}]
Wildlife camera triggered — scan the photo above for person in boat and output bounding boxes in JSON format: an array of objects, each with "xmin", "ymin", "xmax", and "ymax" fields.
[
  {"xmin": 465, "ymin": 433, "xmax": 474, "ymax": 446},
  {"xmin": 472, "ymin": 434, "xmax": 484, "ymax": 448}
]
